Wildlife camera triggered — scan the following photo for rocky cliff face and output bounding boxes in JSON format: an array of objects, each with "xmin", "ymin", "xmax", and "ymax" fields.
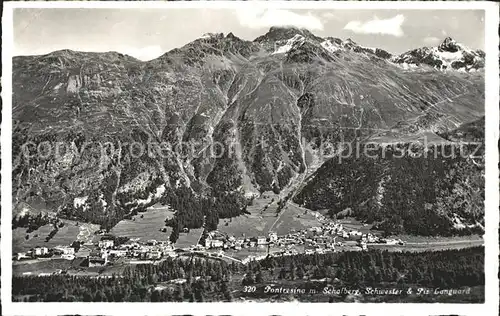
[{"xmin": 12, "ymin": 27, "xmax": 485, "ymax": 233}]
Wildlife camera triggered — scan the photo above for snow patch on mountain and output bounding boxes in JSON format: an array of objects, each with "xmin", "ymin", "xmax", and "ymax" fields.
[
  {"xmin": 272, "ymin": 35, "xmax": 306, "ymax": 55},
  {"xmin": 433, "ymin": 48, "xmax": 464, "ymax": 68},
  {"xmin": 320, "ymin": 39, "xmax": 341, "ymax": 53},
  {"xmin": 342, "ymin": 38, "xmax": 356, "ymax": 47},
  {"xmin": 200, "ymin": 33, "xmax": 221, "ymax": 39}
]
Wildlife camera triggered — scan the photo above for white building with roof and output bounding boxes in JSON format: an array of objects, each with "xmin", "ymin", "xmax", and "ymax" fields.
[
  {"xmin": 268, "ymin": 232, "xmax": 278, "ymax": 242},
  {"xmin": 98, "ymin": 239, "xmax": 114, "ymax": 249},
  {"xmin": 54, "ymin": 246, "xmax": 75, "ymax": 255},
  {"xmin": 33, "ymin": 247, "xmax": 49, "ymax": 256}
]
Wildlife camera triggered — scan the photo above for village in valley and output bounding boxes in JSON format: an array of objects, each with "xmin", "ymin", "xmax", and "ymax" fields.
[
  {"xmin": 202, "ymin": 217, "xmax": 404, "ymax": 264},
  {"xmin": 13, "ymin": 208, "xmax": 407, "ymax": 276}
]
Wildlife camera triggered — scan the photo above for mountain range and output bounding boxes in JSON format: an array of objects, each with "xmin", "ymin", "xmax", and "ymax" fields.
[{"xmin": 12, "ymin": 26, "xmax": 485, "ymax": 237}]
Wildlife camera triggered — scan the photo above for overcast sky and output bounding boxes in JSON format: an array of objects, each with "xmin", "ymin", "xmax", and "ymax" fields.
[{"xmin": 13, "ymin": 8, "xmax": 485, "ymax": 61}]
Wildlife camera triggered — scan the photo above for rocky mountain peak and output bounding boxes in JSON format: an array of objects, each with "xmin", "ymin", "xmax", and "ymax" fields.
[
  {"xmin": 392, "ymin": 36, "xmax": 484, "ymax": 72},
  {"xmin": 200, "ymin": 32, "xmax": 225, "ymax": 40},
  {"xmin": 344, "ymin": 38, "xmax": 357, "ymax": 45},
  {"xmin": 158, "ymin": 31, "xmax": 260, "ymax": 65},
  {"xmin": 254, "ymin": 26, "xmax": 323, "ymax": 43},
  {"xmin": 226, "ymin": 32, "xmax": 238, "ymax": 40},
  {"xmin": 439, "ymin": 36, "xmax": 460, "ymax": 52}
]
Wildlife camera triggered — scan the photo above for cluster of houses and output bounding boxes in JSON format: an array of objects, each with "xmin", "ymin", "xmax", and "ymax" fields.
[
  {"xmin": 202, "ymin": 218, "xmax": 405, "ymax": 260},
  {"xmin": 203, "ymin": 221, "xmax": 368, "ymax": 254},
  {"xmin": 14, "ymin": 245, "xmax": 76, "ymax": 261},
  {"xmin": 203, "ymin": 231, "xmax": 276, "ymax": 250},
  {"xmin": 87, "ymin": 238, "xmax": 177, "ymax": 267},
  {"xmin": 14, "ymin": 238, "xmax": 179, "ymax": 267},
  {"xmin": 294, "ymin": 220, "xmax": 405, "ymax": 250},
  {"xmin": 14, "ymin": 218, "xmax": 406, "ymax": 268}
]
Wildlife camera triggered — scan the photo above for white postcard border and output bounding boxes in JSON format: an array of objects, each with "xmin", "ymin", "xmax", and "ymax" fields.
[{"xmin": 1, "ymin": 1, "xmax": 498, "ymax": 315}]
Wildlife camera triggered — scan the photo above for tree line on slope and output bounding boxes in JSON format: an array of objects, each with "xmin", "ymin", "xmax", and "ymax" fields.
[
  {"xmin": 253, "ymin": 246, "xmax": 483, "ymax": 289},
  {"xmin": 294, "ymin": 143, "xmax": 484, "ymax": 236},
  {"xmin": 162, "ymin": 187, "xmax": 250, "ymax": 243},
  {"xmin": 12, "ymin": 247, "xmax": 483, "ymax": 302}
]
